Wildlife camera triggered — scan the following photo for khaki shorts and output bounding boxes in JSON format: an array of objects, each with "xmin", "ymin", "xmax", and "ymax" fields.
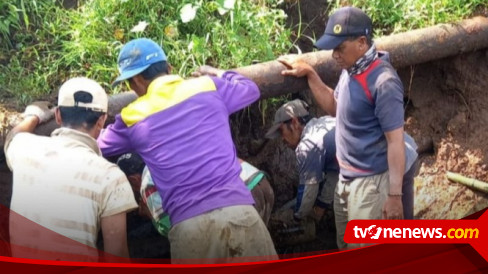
[
  {"xmin": 169, "ymin": 205, "xmax": 278, "ymax": 264},
  {"xmin": 334, "ymin": 171, "xmax": 389, "ymax": 249}
]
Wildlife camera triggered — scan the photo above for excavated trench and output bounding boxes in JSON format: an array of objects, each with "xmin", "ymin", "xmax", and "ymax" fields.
[
  {"xmin": 228, "ymin": 47, "xmax": 488, "ymax": 254},
  {"xmin": 1, "ymin": 0, "xmax": 488, "ymax": 259},
  {"xmin": 237, "ymin": 48, "xmax": 488, "ymax": 219}
]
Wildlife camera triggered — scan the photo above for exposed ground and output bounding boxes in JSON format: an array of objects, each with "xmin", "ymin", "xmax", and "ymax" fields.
[
  {"xmin": 403, "ymin": 49, "xmax": 488, "ymax": 219},
  {"xmin": 1, "ymin": 0, "xmax": 488, "ymax": 257},
  {"xmin": 230, "ymin": 47, "xmax": 488, "ymax": 253}
]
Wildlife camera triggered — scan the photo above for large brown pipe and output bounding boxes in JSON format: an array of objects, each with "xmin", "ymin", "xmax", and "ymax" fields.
[
  {"xmin": 3, "ymin": 16, "xmax": 488, "ymax": 145},
  {"xmin": 235, "ymin": 16, "xmax": 488, "ymax": 99}
]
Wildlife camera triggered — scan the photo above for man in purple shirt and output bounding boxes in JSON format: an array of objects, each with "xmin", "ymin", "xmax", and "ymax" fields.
[{"xmin": 98, "ymin": 38, "xmax": 277, "ymax": 262}]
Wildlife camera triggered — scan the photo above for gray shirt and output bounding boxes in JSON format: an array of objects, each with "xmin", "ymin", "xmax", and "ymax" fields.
[
  {"xmin": 295, "ymin": 116, "xmax": 338, "ymax": 219},
  {"xmin": 334, "ymin": 52, "xmax": 405, "ymax": 179},
  {"xmin": 293, "ymin": 116, "xmax": 417, "ymax": 219}
]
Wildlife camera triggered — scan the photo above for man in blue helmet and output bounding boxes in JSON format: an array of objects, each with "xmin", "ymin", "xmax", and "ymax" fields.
[{"xmin": 97, "ymin": 38, "xmax": 277, "ymax": 262}]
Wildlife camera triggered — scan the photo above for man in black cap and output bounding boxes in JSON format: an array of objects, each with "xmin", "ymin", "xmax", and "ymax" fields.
[{"xmin": 278, "ymin": 7, "xmax": 418, "ymax": 248}]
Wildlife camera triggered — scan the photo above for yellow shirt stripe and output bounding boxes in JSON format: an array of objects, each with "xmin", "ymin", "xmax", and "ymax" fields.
[{"xmin": 121, "ymin": 75, "xmax": 217, "ymax": 127}]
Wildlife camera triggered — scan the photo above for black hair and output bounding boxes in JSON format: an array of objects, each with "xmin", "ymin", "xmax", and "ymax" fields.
[
  {"xmin": 116, "ymin": 153, "xmax": 146, "ymax": 176},
  {"xmin": 283, "ymin": 114, "xmax": 312, "ymax": 131},
  {"xmin": 298, "ymin": 115, "xmax": 312, "ymax": 125},
  {"xmin": 58, "ymin": 106, "xmax": 104, "ymax": 130},
  {"xmin": 140, "ymin": 61, "xmax": 170, "ymax": 81}
]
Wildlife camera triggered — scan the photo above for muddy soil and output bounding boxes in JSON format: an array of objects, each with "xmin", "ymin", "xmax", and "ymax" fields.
[
  {"xmin": 1, "ymin": 0, "xmax": 488, "ymax": 257},
  {"xmin": 402, "ymin": 49, "xmax": 488, "ymax": 219}
]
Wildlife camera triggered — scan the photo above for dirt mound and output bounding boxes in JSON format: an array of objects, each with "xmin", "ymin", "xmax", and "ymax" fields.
[{"xmin": 404, "ymin": 49, "xmax": 488, "ymax": 219}]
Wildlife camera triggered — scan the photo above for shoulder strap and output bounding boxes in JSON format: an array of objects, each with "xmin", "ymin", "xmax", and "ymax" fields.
[{"xmin": 352, "ymin": 59, "xmax": 382, "ymax": 104}]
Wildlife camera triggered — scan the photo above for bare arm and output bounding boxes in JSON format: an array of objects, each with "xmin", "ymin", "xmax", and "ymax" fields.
[
  {"xmin": 101, "ymin": 212, "xmax": 130, "ymax": 259},
  {"xmin": 306, "ymin": 69, "xmax": 336, "ymax": 116},
  {"xmin": 278, "ymin": 56, "xmax": 336, "ymax": 116},
  {"xmin": 382, "ymin": 127, "xmax": 405, "ymax": 219}
]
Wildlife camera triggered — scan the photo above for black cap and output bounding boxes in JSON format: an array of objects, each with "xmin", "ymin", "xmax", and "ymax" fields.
[
  {"xmin": 116, "ymin": 153, "xmax": 145, "ymax": 176},
  {"xmin": 315, "ymin": 7, "xmax": 372, "ymax": 50}
]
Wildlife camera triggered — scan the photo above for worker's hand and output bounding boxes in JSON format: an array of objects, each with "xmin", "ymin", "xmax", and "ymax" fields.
[
  {"xmin": 382, "ymin": 196, "xmax": 404, "ymax": 219},
  {"xmin": 192, "ymin": 65, "xmax": 225, "ymax": 78},
  {"xmin": 23, "ymin": 101, "xmax": 55, "ymax": 124},
  {"xmin": 278, "ymin": 55, "xmax": 314, "ymax": 78}
]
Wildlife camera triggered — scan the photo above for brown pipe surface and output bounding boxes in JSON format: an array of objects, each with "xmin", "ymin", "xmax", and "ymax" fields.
[{"xmin": 235, "ymin": 16, "xmax": 488, "ymax": 99}]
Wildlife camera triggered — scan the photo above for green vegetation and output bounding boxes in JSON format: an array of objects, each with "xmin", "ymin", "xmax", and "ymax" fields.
[
  {"xmin": 0, "ymin": 0, "xmax": 486, "ymax": 105},
  {"xmin": 0, "ymin": 0, "xmax": 292, "ymax": 105},
  {"xmin": 332, "ymin": 0, "xmax": 487, "ymax": 36}
]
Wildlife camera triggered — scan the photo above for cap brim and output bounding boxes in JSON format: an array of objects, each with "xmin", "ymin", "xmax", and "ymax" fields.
[
  {"xmin": 265, "ymin": 123, "xmax": 282, "ymax": 139},
  {"xmin": 112, "ymin": 64, "xmax": 151, "ymax": 87},
  {"xmin": 314, "ymin": 34, "xmax": 347, "ymax": 50}
]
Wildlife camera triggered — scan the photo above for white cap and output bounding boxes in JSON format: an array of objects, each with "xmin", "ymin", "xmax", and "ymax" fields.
[{"xmin": 58, "ymin": 77, "xmax": 108, "ymax": 112}]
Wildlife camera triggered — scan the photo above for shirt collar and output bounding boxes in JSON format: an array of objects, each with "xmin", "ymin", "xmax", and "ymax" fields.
[
  {"xmin": 347, "ymin": 43, "xmax": 378, "ymax": 75},
  {"xmin": 51, "ymin": 127, "xmax": 101, "ymax": 156},
  {"xmin": 147, "ymin": 75, "xmax": 183, "ymax": 95}
]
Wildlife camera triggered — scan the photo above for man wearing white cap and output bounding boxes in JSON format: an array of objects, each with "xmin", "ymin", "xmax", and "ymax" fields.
[{"xmin": 5, "ymin": 77, "xmax": 137, "ymax": 261}]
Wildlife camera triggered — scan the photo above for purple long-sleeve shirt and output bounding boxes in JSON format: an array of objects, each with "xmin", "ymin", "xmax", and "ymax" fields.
[{"xmin": 98, "ymin": 71, "xmax": 259, "ymax": 225}]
